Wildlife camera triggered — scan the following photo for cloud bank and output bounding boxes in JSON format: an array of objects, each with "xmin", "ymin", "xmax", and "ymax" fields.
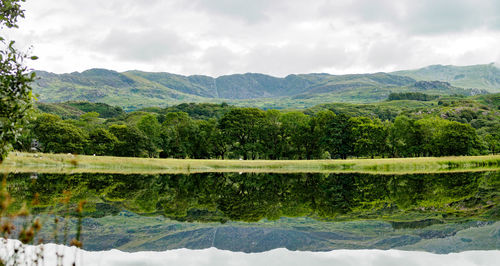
[{"xmin": 6, "ymin": 0, "xmax": 500, "ymax": 76}]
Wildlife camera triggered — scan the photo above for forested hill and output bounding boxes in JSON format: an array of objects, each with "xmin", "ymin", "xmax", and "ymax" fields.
[{"xmin": 32, "ymin": 64, "xmax": 495, "ymax": 111}]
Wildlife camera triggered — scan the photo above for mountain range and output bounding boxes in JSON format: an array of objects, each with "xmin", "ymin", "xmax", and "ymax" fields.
[{"xmin": 32, "ymin": 64, "xmax": 499, "ymax": 111}]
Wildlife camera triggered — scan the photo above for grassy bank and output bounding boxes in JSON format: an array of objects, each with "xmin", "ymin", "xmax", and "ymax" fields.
[{"xmin": 1, "ymin": 152, "xmax": 499, "ymax": 174}]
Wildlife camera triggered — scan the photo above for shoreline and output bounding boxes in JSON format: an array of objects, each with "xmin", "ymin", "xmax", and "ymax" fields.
[{"xmin": 1, "ymin": 152, "xmax": 499, "ymax": 175}]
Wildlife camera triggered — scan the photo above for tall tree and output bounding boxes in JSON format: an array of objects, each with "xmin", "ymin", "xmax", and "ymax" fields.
[
  {"xmin": 260, "ymin": 110, "xmax": 283, "ymax": 159},
  {"xmin": 415, "ymin": 117, "xmax": 445, "ymax": 157},
  {"xmin": 280, "ymin": 111, "xmax": 310, "ymax": 159},
  {"xmin": 219, "ymin": 108, "xmax": 265, "ymax": 160},
  {"xmin": 389, "ymin": 116, "xmax": 422, "ymax": 157},
  {"xmin": 109, "ymin": 124, "xmax": 150, "ymax": 157},
  {"xmin": 315, "ymin": 111, "xmax": 355, "ymax": 159},
  {"xmin": 303, "ymin": 114, "xmax": 322, "ymax": 160},
  {"xmin": 137, "ymin": 114, "xmax": 161, "ymax": 157},
  {"xmin": 87, "ymin": 128, "xmax": 118, "ymax": 156},
  {"xmin": 438, "ymin": 121, "xmax": 479, "ymax": 156},
  {"xmin": 350, "ymin": 117, "xmax": 386, "ymax": 158},
  {"xmin": 32, "ymin": 114, "xmax": 88, "ymax": 154},
  {"xmin": 0, "ymin": 0, "xmax": 36, "ymax": 161},
  {"xmin": 332, "ymin": 113, "xmax": 355, "ymax": 159},
  {"xmin": 159, "ymin": 112, "xmax": 197, "ymax": 158},
  {"xmin": 316, "ymin": 110, "xmax": 337, "ymax": 159}
]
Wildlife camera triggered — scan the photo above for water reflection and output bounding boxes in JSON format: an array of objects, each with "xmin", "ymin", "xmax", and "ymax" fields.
[
  {"xmin": 4, "ymin": 171, "xmax": 500, "ymax": 253},
  {"xmin": 5, "ymin": 242, "xmax": 500, "ymax": 266}
]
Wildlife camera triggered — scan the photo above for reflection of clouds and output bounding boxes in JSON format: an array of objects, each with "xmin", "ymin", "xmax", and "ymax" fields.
[
  {"xmin": 2, "ymin": 240, "xmax": 499, "ymax": 266},
  {"xmin": 83, "ymin": 249, "xmax": 500, "ymax": 266}
]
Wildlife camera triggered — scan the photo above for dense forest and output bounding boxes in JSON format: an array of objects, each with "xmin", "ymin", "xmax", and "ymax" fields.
[{"xmin": 14, "ymin": 93, "xmax": 500, "ymax": 160}]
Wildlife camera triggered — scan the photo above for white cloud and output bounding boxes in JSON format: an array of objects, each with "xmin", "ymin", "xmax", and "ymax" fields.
[
  {"xmin": 98, "ymin": 28, "xmax": 194, "ymax": 62},
  {"xmin": 3, "ymin": 241, "xmax": 499, "ymax": 266},
  {"xmin": 319, "ymin": 0, "xmax": 500, "ymax": 35},
  {"xmin": 5, "ymin": 0, "xmax": 500, "ymax": 76}
]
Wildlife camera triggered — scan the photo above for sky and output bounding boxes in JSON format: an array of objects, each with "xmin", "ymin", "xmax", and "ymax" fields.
[{"xmin": 5, "ymin": 0, "xmax": 500, "ymax": 77}]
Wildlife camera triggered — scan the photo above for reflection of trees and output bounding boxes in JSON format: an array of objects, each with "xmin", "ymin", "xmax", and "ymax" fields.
[{"xmin": 5, "ymin": 171, "xmax": 498, "ymax": 222}]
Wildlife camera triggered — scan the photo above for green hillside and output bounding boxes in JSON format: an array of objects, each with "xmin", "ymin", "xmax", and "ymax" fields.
[
  {"xmin": 33, "ymin": 69, "xmax": 207, "ymax": 110},
  {"xmin": 36, "ymin": 101, "xmax": 125, "ymax": 119},
  {"xmin": 394, "ymin": 63, "xmax": 500, "ymax": 92},
  {"xmin": 32, "ymin": 65, "xmax": 492, "ymax": 111}
]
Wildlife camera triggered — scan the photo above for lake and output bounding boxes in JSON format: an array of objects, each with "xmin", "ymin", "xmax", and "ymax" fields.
[{"xmin": 1, "ymin": 171, "xmax": 499, "ymax": 265}]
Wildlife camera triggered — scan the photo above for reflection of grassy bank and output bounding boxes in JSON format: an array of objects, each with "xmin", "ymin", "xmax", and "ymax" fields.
[{"xmin": 1, "ymin": 152, "xmax": 500, "ymax": 174}]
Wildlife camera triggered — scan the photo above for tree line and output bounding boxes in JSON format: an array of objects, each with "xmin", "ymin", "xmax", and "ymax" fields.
[
  {"xmin": 14, "ymin": 104, "xmax": 496, "ymax": 160},
  {"xmin": 388, "ymin": 92, "xmax": 439, "ymax": 101}
]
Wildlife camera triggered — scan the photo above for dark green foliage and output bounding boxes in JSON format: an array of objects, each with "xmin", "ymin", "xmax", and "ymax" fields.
[
  {"xmin": 350, "ymin": 117, "xmax": 387, "ymax": 158},
  {"xmin": 151, "ymin": 102, "xmax": 234, "ymax": 120},
  {"xmin": 64, "ymin": 101, "xmax": 125, "ymax": 118},
  {"xmin": 36, "ymin": 101, "xmax": 125, "ymax": 119},
  {"xmin": 438, "ymin": 121, "xmax": 479, "ymax": 156},
  {"xmin": 279, "ymin": 112, "xmax": 310, "ymax": 159},
  {"xmin": 159, "ymin": 112, "xmax": 197, "ymax": 158},
  {"xmin": 483, "ymin": 132, "xmax": 500, "ymax": 155},
  {"xmin": 87, "ymin": 128, "xmax": 118, "ymax": 156},
  {"xmin": 413, "ymin": 118, "xmax": 481, "ymax": 157},
  {"xmin": 109, "ymin": 124, "xmax": 151, "ymax": 157},
  {"xmin": 388, "ymin": 92, "xmax": 439, "ymax": 101},
  {"xmin": 218, "ymin": 108, "xmax": 265, "ymax": 160},
  {"xmin": 315, "ymin": 110, "xmax": 337, "ymax": 158},
  {"xmin": 191, "ymin": 119, "xmax": 220, "ymax": 159},
  {"xmin": 36, "ymin": 102, "xmax": 85, "ymax": 119},
  {"xmin": 32, "ymin": 114, "xmax": 87, "ymax": 154},
  {"xmin": 316, "ymin": 112, "xmax": 355, "ymax": 159},
  {"xmin": 0, "ymin": 0, "xmax": 36, "ymax": 161},
  {"xmin": 137, "ymin": 114, "xmax": 160, "ymax": 157},
  {"xmin": 310, "ymin": 101, "xmax": 427, "ymax": 121},
  {"xmin": 389, "ymin": 116, "xmax": 422, "ymax": 157},
  {"xmin": 259, "ymin": 110, "xmax": 284, "ymax": 160}
]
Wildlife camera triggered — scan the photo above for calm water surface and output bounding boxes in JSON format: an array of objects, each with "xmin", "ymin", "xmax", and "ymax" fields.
[{"xmin": 3, "ymin": 171, "xmax": 500, "ymax": 265}]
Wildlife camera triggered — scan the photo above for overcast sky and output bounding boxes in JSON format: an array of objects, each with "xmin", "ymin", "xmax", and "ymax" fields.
[{"xmin": 5, "ymin": 0, "xmax": 500, "ymax": 77}]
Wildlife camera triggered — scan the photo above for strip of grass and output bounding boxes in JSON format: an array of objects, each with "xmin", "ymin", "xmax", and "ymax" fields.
[{"xmin": 0, "ymin": 152, "xmax": 499, "ymax": 175}]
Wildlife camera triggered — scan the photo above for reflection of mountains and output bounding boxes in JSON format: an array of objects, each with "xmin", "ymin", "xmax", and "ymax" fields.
[
  {"xmin": 45, "ymin": 215, "xmax": 500, "ymax": 254},
  {"xmin": 7, "ymin": 171, "xmax": 500, "ymax": 222}
]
